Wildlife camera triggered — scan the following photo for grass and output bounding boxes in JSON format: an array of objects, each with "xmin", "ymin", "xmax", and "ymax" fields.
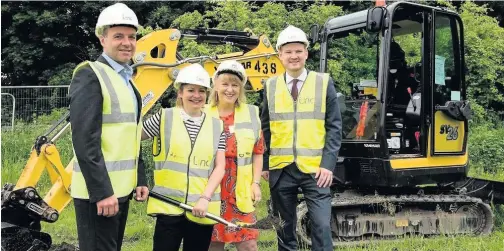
[
  {"xmin": 468, "ymin": 168, "xmax": 504, "ymax": 183},
  {"xmin": 2, "ymin": 117, "xmax": 504, "ymax": 251}
]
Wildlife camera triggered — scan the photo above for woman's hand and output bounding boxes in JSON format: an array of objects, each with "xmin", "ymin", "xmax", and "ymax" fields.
[
  {"xmin": 192, "ymin": 198, "xmax": 209, "ymax": 218},
  {"xmin": 251, "ymin": 183, "xmax": 262, "ymax": 205}
]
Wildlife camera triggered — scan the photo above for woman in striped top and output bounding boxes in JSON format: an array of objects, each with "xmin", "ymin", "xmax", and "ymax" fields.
[{"xmin": 141, "ymin": 64, "xmax": 227, "ymax": 251}]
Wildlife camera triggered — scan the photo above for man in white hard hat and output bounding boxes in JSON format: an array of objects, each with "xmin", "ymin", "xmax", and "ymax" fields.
[
  {"xmin": 261, "ymin": 25, "xmax": 342, "ymax": 251},
  {"xmin": 68, "ymin": 3, "xmax": 148, "ymax": 251}
]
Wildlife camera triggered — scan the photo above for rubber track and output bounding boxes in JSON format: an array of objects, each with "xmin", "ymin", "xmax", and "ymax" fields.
[{"xmin": 296, "ymin": 193, "xmax": 494, "ymax": 248}]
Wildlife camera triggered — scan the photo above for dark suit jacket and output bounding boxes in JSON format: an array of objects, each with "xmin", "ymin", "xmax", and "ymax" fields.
[
  {"xmin": 261, "ymin": 71, "xmax": 343, "ymax": 188},
  {"xmin": 69, "ymin": 55, "xmax": 147, "ymax": 203}
]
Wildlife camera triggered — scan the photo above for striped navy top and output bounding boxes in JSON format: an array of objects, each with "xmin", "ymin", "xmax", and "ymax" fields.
[{"xmin": 143, "ymin": 110, "xmax": 226, "ymax": 151}]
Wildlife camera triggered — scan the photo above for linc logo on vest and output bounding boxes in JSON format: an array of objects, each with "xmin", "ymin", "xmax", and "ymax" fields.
[
  {"xmin": 298, "ymin": 97, "xmax": 315, "ymax": 105},
  {"xmin": 192, "ymin": 155, "xmax": 211, "ymax": 168},
  {"xmin": 169, "ymin": 152, "xmax": 179, "ymax": 159}
]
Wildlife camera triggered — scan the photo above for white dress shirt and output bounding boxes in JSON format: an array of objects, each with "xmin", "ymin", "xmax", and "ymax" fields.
[{"xmin": 286, "ymin": 68, "xmax": 308, "ymax": 94}]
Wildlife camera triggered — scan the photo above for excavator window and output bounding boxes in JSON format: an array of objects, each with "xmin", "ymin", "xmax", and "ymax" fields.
[
  {"xmin": 431, "ymin": 12, "xmax": 467, "ymax": 155},
  {"xmin": 386, "ymin": 7, "xmax": 426, "ymax": 155},
  {"xmin": 433, "ymin": 14, "xmax": 462, "ymax": 106},
  {"xmin": 325, "ymin": 29, "xmax": 381, "ymax": 141}
]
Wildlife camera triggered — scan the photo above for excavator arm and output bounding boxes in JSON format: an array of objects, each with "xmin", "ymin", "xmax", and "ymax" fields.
[
  {"xmin": 1, "ymin": 113, "xmax": 72, "ymax": 251},
  {"xmin": 133, "ymin": 28, "xmax": 282, "ymax": 113},
  {"xmin": 1, "ymin": 28, "xmax": 282, "ymax": 251}
]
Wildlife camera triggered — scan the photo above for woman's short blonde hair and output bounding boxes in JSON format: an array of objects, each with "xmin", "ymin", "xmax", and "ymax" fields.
[{"xmin": 208, "ymin": 73, "xmax": 247, "ymax": 107}]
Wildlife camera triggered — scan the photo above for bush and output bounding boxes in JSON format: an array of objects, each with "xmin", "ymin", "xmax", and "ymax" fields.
[{"xmin": 468, "ymin": 124, "xmax": 504, "ymax": 174}]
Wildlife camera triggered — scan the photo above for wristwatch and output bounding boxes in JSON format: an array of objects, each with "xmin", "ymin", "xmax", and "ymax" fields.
[
  {"xmin": 253, "ymin": 180, "xmax": 260, "ymax": 185},
  {"xmin": 199, "ymin": 195, "xmax": 211, "ymax": 201}
]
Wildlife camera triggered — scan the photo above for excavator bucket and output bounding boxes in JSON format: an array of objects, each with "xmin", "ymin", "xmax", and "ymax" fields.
[
  {"xmin": 1, "ymin": 222, "xmax": 52, "ymax": 251},
  {"xmin": 1, "ymin": 183, "xmax": 64, "ymax": 251},
  {"xmin": 1, "ymin": 184, "xmax": 53, "ymax": 251}
]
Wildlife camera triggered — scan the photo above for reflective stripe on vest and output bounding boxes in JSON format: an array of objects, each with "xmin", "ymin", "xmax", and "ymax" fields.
[
  {"xmin": 147, "ymin": 107, "xmax": 223, "ymax": 225},
  {"xmin": 266, "ymin": 71, "xmax": 328, "ymax": 173},
  {"xmin": 206, "ymin": 104, "xmax": 261, "ymax": 213},
  {"xmin": 151, "ymin": 186, "xmax": 221, "ymax": 202},
  {"xmin": 70, "ymin": 61, "xmax": 142, "ymax": 199},
  {"xmin": 73, "ymin": 159, "xmax": 136, "ymax": 172}
]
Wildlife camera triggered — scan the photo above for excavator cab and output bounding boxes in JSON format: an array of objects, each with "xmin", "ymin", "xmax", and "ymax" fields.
[{"xmin": 317, "ymin": 1, "xmax": 471, "ymax": 187}]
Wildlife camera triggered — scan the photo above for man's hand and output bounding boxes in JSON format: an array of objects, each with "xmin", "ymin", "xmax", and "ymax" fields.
[
  {"xmin": 315, "ymin": 168, "xmax": 333, "ymax": 188},
  {"xmin": 251, "ymin": 183, "xmax": 262, "ymax": 205},
  {"xmin": 135, "ymin": 186, "xmax": 149, "ymax": 201},
  {"xmin": 96, "ymin": 195, "xmax": 118, "ymax": 217},
  {"xmin": 261, "ymin": 171, "xmax": 269, "ymax": 181}
]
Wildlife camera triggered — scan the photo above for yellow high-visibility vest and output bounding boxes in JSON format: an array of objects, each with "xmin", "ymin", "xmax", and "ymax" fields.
[
  {"xmin": 147, "ymin": 108, "xmax": 224, "ymax": 225},
  {"xmin": 70, "ymin": 61, "xmax": 142, "ymax": 199},
  {"xmin": 265, "ymin": 71, "xmax": 329, "ymax": 173},
  {"xmin": 206, "ymin": 104, "xmax": 261, "ymax": 213}
]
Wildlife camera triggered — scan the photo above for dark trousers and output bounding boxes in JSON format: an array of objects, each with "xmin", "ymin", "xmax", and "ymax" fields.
[
  {"xmin": 270, "ymin": 163, "xmax": 333, "ymax": 251},
  {"xmin": 153, "ymin": 215, "xmax": 214, "ymax": 251},
  {"xmin": 74, "ymin": 198, "xmax": 130, "ymax": 251}
]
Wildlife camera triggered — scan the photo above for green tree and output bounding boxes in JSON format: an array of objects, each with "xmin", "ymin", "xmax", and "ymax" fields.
[
  {"xmin": 0, "ymin": 1, "xmax": 198, "ymax": 88},
  {"xmin": 436, "ymin": 0, "xmax": 504, "ymax": 120},
  {"xmin": 3, "ymin": 0, "xmax": 503, "ymax": 121},
  {"xmin": 170, "ymin": 1, "xmax": 343, "ymax": 65},
  {"xmin": 459, "ymin": 2, "xmax": 504, "ymax": 118},
  {"xmin": 0, "ymin": 1, "xmax": 190, "ymax": 120}
]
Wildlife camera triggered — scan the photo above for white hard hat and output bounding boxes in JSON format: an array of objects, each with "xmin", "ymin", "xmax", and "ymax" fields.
[
  {"xmin": 174, "ymin": 64, "xmax": 211, "ymax": 89},
  {"xmin": 95, "ymin": 3, "xmax": 139, "ymax": 37},
  {"xmin": 212, "ymin": 60, "xmax": 247, "ymax": 86},
  {"xmin": 276, "ymin": 25, "xmax": 309, "ymax": 51}
]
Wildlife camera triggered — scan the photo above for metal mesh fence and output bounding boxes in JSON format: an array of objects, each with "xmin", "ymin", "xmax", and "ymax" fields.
[
  {"xmin": 1, "ymin": 93, "xmax": 15, "ymax": 130},
  {"xmin": 1, "ymin": 86, "xmax": 70, "ymax": 127}
]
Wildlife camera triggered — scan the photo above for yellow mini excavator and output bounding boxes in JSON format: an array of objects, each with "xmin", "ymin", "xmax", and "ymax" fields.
[
  {"xmin": 292, "ymin": 0, "xmax": 504, "ymax": 247},
  {"xmin": 2, "ymin": 1, "xmax": 504, "ymax": 250}
]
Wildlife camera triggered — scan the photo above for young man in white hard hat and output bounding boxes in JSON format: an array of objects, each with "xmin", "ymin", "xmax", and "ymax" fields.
[
  {"xmin": 260, "ymin": 25, "xmax": 342, "ymax": 251},
  {"xmin": 142, "ymin": 63, "xmax": 227, "ymax": 251},
  {"xmin": 68, "ymin": 3, "xmax": 148, "ymax": 251}
]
